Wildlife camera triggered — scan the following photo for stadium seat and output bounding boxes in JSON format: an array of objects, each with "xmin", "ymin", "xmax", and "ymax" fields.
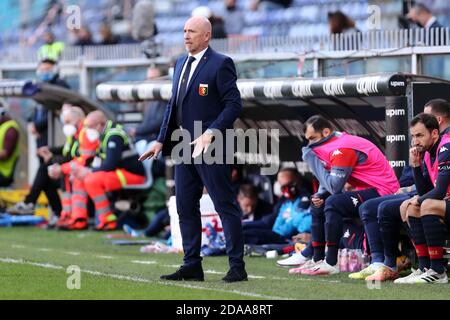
[{"xmin": 245, "ymin": 174, "xmax": 274, "ymax": 205}]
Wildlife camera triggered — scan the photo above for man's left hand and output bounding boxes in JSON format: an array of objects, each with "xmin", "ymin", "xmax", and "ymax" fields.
[
  {"xmin": 410, "ymin": 195, "xmax": 420, "ymax": 207},
  {"xmin": 190, "ymin": 132, "xmax": 214, "ymax": 158}
]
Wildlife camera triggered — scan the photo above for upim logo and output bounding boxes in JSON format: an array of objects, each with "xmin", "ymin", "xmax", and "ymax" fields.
[
  {"xmin": 389, "ymin": 160, "xmax": 406, "ymax": 167},
  {"xmin": 386, "ymin": 109, "xmax": 406, "ymax": 117},
  {"xmin": 323, "ymin": 79, "xmax": 346, "ymax": 96},
  {"xmin": 292, "ymin": 80, "xmax": 313, "ymax": 97},
  {"xmin": 356, "ymin": 76, "xmax": 380, "ymax": 95},
  {"xmin": 390, "ymin": 81, "xmax": 405, "ymax": 87},
  {"xmin": 264, "ymin": 81, "xmax": 284, "ymax": 99},
  {"xmin": 386, "ymin": 135, "xmax": 406, "ymax": 143}
]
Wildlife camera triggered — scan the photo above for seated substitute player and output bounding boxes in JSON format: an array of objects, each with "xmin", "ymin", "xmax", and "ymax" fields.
[
  {"xmin": 383, "ymin": 113, "xmax": 450, "ymax": 284},
  {"xmin": 299, "ymin": 115, "xmax": 399, "ymax": 275},
  {"xmin": 367, "ymin": 111, "xmax": 450, "ymax": 283},
  {"xmin": 351, "ymin": 98, "xmax": 450, "ymax": 281}
]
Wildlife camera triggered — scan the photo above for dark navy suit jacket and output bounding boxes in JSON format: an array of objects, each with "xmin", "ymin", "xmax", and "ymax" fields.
[{"xmin": 157, "ymin": 47, "xmax": 242, "ymax": 156}]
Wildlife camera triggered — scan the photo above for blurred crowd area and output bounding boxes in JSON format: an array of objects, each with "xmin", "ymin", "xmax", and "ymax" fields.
[{"xmin": 0, "ymin": 0, "xmax": 449, "ymax": 54}]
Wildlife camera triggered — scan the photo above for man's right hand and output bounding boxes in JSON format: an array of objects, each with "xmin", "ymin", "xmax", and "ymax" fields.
[
  {"xmin": 38, "ymin": 146, "xmax": 53, "ymax": 164},
  {"xmin": 409, "ymin": 146, "xmax": 422, "ymax": 167},
  {"xmin": 139, "ymin": 142, "xmax": 163, "ymax": 161},
  {"xmin": 311, "ymin": 196, "xmax": 324, "ymax": 208},
  {"xmin": 47, "ymin": 164, "xmax": 62, "ymax": 180}
]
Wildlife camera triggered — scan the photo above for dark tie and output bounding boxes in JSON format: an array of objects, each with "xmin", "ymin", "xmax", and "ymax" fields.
[{"xmin": 176, "ymin": 56, "xmax": 196, "ymax": 126}]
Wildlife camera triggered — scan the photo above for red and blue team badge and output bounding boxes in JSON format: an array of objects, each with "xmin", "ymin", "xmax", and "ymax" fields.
[{"xmin": 199, "ymin": 83, "xmax": 208, "ymax": 96}]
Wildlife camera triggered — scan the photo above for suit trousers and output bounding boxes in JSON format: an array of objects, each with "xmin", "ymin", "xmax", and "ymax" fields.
[{"xmin": 175, "ymin": 162, "xmax": 245, "ymax": 270}]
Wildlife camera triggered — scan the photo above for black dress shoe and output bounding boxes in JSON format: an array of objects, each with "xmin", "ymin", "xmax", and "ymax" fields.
[
  {"xmin": 160, "ymin": 265, "xmax": 204, "ymax": 281},
  {"xmin": 222, "ymin": 268, "xmax": 248, "ymax": 283}
]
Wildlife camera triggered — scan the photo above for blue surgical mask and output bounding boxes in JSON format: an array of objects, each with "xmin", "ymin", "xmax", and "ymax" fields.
[{"xmin": 37, "ymin": 71, "xmax": 56, "ymax": 82}]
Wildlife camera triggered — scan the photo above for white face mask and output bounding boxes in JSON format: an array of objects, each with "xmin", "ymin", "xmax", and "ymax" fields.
[
  {"xmin": 273, "ymin": 181, "xmax": 282, "ymax": 197},
  {"xmin": 86, "ymin": 128, "xmax": 100, "ymax": 142},
  {"xmin": 63, "ymin": 124, "xmax": 77, "ymax": 137}
]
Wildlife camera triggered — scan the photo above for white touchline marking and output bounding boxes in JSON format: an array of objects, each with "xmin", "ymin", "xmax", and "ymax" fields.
[
  {"xmin": 3, "ymin": 242, "xmax": 342, "ymax": 285},
  {"xmin": 11, "ymin": 245, "xmax": 25, "ymax": 249},
  {"xmin": 171, "ymin": 267, "xmax": 341, "ymax": 284},
  {"xmin": 204, "ymin": 269, "xmax": 222, "ymax": 274},
  {"xmin": 65, "ymin": 252, "xmax": 80, "ymax": 256},
  {"xmin": 204, "ymin": 269, "xmax": 265, "ymax": 279},
  {"xmin": 0, "ymin": 258, "xmax": 63, "ymax": 270},
  {"xmin": 0, "ymin": 257, "xmax": 290, "ymax": 300},
  {"xmin": 273, "ymin": 276, "xmax": 342, "ymax": 283},
  {"xmin": 131, "ymin": 260, "xmax": 156, "ymax": 265},
  {"xmin": 37, "ymin": 248, "xmax": 53, "ymax": 252}
]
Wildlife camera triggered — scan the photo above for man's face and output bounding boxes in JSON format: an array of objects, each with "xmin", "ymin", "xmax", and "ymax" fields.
[
  {"xmin": 62, "ymin": 113, "xmax": 77, "ymax": 127},
  {"xmin": 225, "ymin": 0, "xmax": 236, "ymax": 9},
  {"xmin": 410, "ymin": 122, "xmax": 438, "ymax": 153},
  {"xmin": 407, "ymin": 8, "xmax": 419, "ymax": 23},
  {"xmin": 238, "ymin": 196, "xmax": 257, "ymax": 216},
  {"xmin": 183, "ymin": 19, "xmax": 209, "ymax": 54},
  {"xmin": 84, "ymin": 117, "xmax": 104, "ymax": 133},
  {"xmin": 277, "ymin": 171, "xmax": 295, "ymax": 189},
  {"xmin": 43, "ymin": 33, "xmax": 54, "ymax": 44},
  {"xmin": 424, "ymin": 105, "xmax": 444, "ymax": 129},
  {"xmin": 146, "ymin": 68, "xmax": 161, "ymax": 80},
  {"xmin": 37, "ymin": 62, "xmax": 54, "ymax": 73},
  {"xmin": 36, "ymin": 62, "xmax": 57, "ymax": 82},
  {"xmin": 304, "ymin": 125, "xmax": 330, "ymax": 144}
]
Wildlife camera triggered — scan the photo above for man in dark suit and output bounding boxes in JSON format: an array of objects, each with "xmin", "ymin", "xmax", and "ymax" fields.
[
  {"xmin": 408, "ymin": 3, "xmax": 442, "ymax": 29},
  {"xmin": 140, "ymin": 16, "xmax": 247, "ymax": 282}
]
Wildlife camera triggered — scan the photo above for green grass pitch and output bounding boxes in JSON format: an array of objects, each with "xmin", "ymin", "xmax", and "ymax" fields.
[{"xmin": 0, "ymin": 227, "xmax": 449, "ymax": 300}]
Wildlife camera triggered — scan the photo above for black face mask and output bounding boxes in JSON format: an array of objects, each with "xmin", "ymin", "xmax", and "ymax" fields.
[{"xmin": 281, "ymin": 182, "xmax": 299, "ymax": 199}]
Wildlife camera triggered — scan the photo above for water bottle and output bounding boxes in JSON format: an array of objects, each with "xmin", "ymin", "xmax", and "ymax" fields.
[
  {"xmin": 348, "ymin": 250, "xmax": 361, "ymax": 272},
  {"xmin": 339, "ymin": 249, "xmax": 348, "ymax": 272}
]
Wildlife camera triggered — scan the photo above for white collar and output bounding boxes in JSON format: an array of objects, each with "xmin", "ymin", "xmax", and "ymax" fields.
[
  {"xmin": 425, "ymin": 16, "xmax": 437, "ymax": 29},
  {"xmin": 188, "ymin": 47, "xmax": 208, "ymax": 62}
]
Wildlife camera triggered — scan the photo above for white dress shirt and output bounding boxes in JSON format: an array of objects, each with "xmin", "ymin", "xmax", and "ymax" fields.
[
  {"xmin": 176, "ymin": 47, "xmax": 208, "ymax": 98},
  {"xmin": 425, "ymin": 16, "xmax": 437, "ymax": 29}
]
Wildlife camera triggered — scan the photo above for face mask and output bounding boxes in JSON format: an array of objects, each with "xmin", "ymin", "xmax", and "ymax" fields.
[
  {"xmin": 273, "ymin": 181, "xmax": 282, "ymax": 197},
  {"xmin": 37, "ymin": 71, "xmax": 56, "ymax": 82},
  {"xmin": 63, "ymin": 124, "xmax": 77, "ymax": 137},
  {"xmin": 281, "ymin": 183, "xmax": 299, "ymax": 200},
  {"xmin": 86, "ymin": 128, "xmax": 100, "ymax": 142}
]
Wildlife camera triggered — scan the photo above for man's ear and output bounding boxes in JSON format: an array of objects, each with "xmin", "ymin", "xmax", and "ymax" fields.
[
  {"xmin": 322, "ymin": 128, "xmax": 331, "ymax": 137},
  {"xmin": 433, "ymin": 128, "xmax": 440, "ymax": 139}
]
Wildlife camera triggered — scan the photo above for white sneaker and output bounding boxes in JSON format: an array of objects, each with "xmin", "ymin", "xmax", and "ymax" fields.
[
  {"xmin": 393, "ymin": 268, "xmax": 425, "ymax": 284},
  {"xmin": 277, "ymin": 252, "xmax": 310, "ymax": 267},
  {"xmin": 7, "ymin": 202, "xmax": 35, "ymax": 215},
  {"xmin": 289, "ymin": 259, "xmax": 319, "ymax": 274},
  {"xmin": 302, "ymin": 261, "xmax": 340, "ymax": 276},
  {"xmin": 413, "ymin": 269, "xmax": 448, "ymax": 284}
]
